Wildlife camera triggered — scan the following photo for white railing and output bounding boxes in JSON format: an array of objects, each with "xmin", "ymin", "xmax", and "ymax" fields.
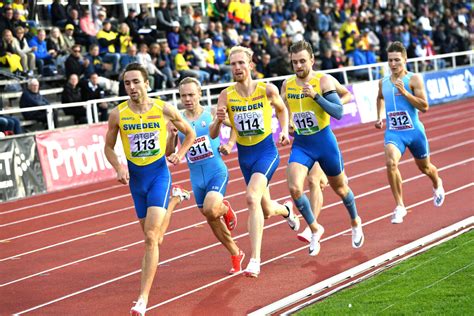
[{"xmin": 1, "ymin": 50, "xmax": 473, "ymax": 133}]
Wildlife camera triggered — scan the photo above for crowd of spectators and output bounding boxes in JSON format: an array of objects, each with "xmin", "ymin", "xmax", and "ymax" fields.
[{"xmin": 0, "ymin": 0, "xmax": 472, "ymax": 136}]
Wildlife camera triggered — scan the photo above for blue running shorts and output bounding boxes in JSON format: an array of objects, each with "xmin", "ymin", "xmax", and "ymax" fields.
[
  {"xmin": 289, "ymin": 126, "xmax": 344, "ymax": 177},
  {"xmin": 384, "ymin": 127, "xmax": 429, "ymax": 159},
  {"xmin": 190, "ymin": 163, "xmax": 228, "ymax": 209},
  {"xmin": 237, "ymin": 134, "xmax": 280, "ymax": 185},
  {"xmin": 128, "ymin": 156, "xmax": 171, "ymax": 219}
]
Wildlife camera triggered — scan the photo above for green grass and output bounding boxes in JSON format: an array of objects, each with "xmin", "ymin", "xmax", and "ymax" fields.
[{"xmin": 297, "ymin": 230, "xmax": 474, "ymax": 315}]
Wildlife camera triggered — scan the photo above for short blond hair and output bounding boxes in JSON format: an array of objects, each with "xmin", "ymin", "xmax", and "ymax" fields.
[
  {"xmin": 179, "ymin": 77, "xmax": 201, "ymax": 91},
  {"xmin": 228, "ymin": 46, "xmax": 253, "ymax": 63}
]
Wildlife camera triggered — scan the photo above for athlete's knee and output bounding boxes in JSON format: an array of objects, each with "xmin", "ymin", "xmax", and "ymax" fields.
[
  {"xmin": 144, "ymin": 230, "xmax": 160, "ymax": 248},
  {"xmin": 246, "ymin": 192, "xmax": 261, "ymax": 210},
  {"xmin": 385, "ymin": 157, "xmax": 399, "ymax": 170},
  {"xmin": 202, "ymin": 206, "xmax": 220, "ymax": 221},
  {"xmin": 288, "ymin": 182, "xmax": 304, "ymax": 199},
  {"xmin": 417, "ymin": 162, "xmax": 433, "ymax": 175}
]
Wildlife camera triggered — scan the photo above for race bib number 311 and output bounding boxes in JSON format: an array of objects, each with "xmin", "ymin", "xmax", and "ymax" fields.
[
  {"xmin": 388, "ymin": 111, "xmax": 414, "ymax": 131},
  {"xmin": 187, "ymin": 135, "xmax": 214, "ymax": 163},
  {"xmin": 234, "ymin": 110, "xmax": 265, "ymax": 136},
  {"xmin": 128, "ymin": 131, "xmax": 160, "ymax": 157}
]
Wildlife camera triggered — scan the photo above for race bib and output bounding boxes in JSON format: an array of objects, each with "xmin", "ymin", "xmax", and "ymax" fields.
[
  {"xmin": 293, "ymin": 111, "xmax": 319, "ymax": 135},
  {"xmin": 234, "ymin": 110, "xmax": 265, "ymax": 136},
  {"xmin": 128, "ymin": 131, "xmax": 160, "ymax": 157},
  {"xmin": 388, "ymin": 111, "xmax": 414, "ymax": 131},
  {"xmin": 187, "ymin": 135, "xmax": 214, "ymax": 163}
]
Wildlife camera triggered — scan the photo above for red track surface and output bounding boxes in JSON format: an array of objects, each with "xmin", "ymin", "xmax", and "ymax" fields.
[{"xmin": 1, "ymin": 100, "xmax": 473, "ymax": 315}]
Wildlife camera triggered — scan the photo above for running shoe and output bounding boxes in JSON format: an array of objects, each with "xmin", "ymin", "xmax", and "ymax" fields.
[
  {"xmin": 130, "ymin": 298, "xmax": 146, "ymax": 316},
  {"xmin": 229, "ymin": 249, "xmax": 245, "ymax": 275},
  {"xmin": 243, "ymin": 258, "xmax": 260, "ymax": 278},
  {"xmin": 172, "ymin": 185, "xmax": 191, "ymax": 202},
  {"xmin": 351, "ymin": 218, "xmax": 364, "ymax": 248},
  {"xmin": 222, "ymin": 200, "xmax": 237, "ymax": 231},
  {"xmin": 391, "ymin": 205, "xmax": 407, "ymax": 224},
  {"xmin": 433, "ymin": 178, "xmax": 445, "ymax": 207},
  {"xmin": 297, "ymin": 224, "xmax": 325, "ymax": 243},
  {"xmin": 283, "ymin": 200, "xmax": 300, "ymax": 231},
  {"xmin": 308, "ymin": 225, "xmax": 325, "ymax": 256}
]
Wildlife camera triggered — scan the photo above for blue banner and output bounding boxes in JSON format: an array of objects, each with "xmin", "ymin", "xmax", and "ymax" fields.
[{"xmin": 423, "ymin": 66, "xmax": 474, "ymax": 105}]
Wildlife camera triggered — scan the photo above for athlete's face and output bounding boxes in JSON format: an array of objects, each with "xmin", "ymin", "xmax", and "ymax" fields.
[
  {"xmin": 387, "ymin": 52, "xmax": 406, "ymax": 76},
  {"xmin": 123, "ymin": 70, "xmax": 149, "ymax": 102},
  {"xmin": 179, "ymin": 82, "xmax": 201, "ymax": 112},
  {"xmin": 230, "ymin": 52, "xmax": 252, "ymax": 83},
  {"xmin": 291, "ymin": 50, "xmax": 314, "ymax": 79}
]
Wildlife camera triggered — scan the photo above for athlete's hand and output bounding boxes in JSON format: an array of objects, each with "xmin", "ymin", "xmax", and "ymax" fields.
[
  {"xmin": 374, "ymin": 119, "xmax": 383, "ymax": 129},
  {"xmin": 303, "ymin": 83, "xmax": 316, "ymax": 99},
  {"xmin": 219, "ymin": 143, "xmax": 233, "ymax": 155},
  {"xmin": 116, "ymin": 167, "xmax": 129, "ymax": 185},
  {"xmin": 216, "ymin": 106, "xmax": 227, "ymax": 122},
  {"xmin": 279, "ymin": 132, "xmax": 290, "ymax": 146},
  {"xmin": 167, "ymin": 152, "xmax": 182, "ymax": 165},
  {"xmin": 394, "ymin": 79, "xmax": 407, "ymax": 97}
]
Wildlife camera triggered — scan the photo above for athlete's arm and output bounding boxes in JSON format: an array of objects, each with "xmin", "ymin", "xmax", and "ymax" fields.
[
  {"xmin": 104, "ymin": 108, "xmax": 129, "ymax": 185},
  {"xmin": 165, "ymin": 122, "xmax": 179, "ymax": 156},
  {"xmin": 280, "ymin": 79, "xmax": 295, "ymax": 136},
  {"xmin": 164, "ymin": 102, "xmax": 196, "ymax": 165},
  {"xmin": 267, "ymin": 82, "xmax": 290, "ymax": 145},
  {"xmin": 312, "ymin": 74, "xmax": 344, "ymax": 120},
  {"xmin": 404, "ymin": 74, "xmax": 429, "ymax": 112},
  {"xmin": 375, "ymin": 79, "xmax": 385, "ymax": 129},
  {"xmin": 332, "ymin": 76, "xmax": 352, "ymax": 105}
]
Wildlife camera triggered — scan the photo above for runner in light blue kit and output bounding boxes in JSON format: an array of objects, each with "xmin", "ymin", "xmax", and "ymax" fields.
[
  {"xmin": 375, "ymin": 41, "xmax": 445, "ymax": 224},
  {"xmin": 167, "ymin": 77, "xmax": 245, "ymax": 274}
]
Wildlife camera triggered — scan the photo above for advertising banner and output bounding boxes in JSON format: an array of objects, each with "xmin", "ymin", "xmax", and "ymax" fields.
[
  {"xmin": 36, "ymin": 124, "xmax": 127, "ymax": 192},
  {"xmin": 352, "ymin": 80, "xmax": 379, "ymax": 123},
  {"xmin": 423, "ymin": 66, "xmax": 474, "ymax": 105},
  {"xmin": 0, "ymin": 136, "xmax": 46, "ymax": 202}
]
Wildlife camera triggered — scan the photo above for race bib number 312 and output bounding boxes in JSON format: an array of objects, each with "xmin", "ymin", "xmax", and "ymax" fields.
[
  {"xmin": 128, "ymin": 131, "xmax": 160, "ymax": 157},
  {"xmin": 234, "ymin": 110, "xmax": 265, "ymax": 136},
  {"xmin": 388, "ymin": 111, "xmax": 414, "ymax": 131}
]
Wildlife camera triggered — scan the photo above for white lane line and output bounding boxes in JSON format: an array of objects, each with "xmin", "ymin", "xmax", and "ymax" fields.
[
  {"xmin": 2, "ymin": 104, "xmax": 471, "ymax": 215},
  {"xmin": 3, "ymin": 159, "xmax": 471, "ymax": 286},
  {"xmin": 12, "ymin": 182, "xmax": 472, "ymax": 315},
  {"xmin": 2, "ymin": 122, "xmax": 471, "ymax": 228}
]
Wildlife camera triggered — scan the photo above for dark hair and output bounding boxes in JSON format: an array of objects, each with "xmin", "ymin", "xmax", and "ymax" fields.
[
  {"xmin": 289, "ymin": 40, "xmax": 314, "ymax": 58},
  {"xmin": 122, "ymin": 63, "xmax": 148, "ymax": 82},
  {"xmin": 387, "ymin": 41, "xmax": 407, "ymax": 59}
]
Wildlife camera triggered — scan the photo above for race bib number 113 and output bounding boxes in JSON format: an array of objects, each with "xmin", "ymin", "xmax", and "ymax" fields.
[{"xmin": 128, "ymin": 131, "xmax": 160, "ymax": 157}]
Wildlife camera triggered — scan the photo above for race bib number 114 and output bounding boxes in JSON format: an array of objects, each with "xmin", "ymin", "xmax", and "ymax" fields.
[{"xmin": 234, "ymin": 110, "xmax": 265, "ymax": 136}]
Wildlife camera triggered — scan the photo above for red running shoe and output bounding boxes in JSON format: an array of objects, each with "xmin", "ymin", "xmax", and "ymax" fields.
[
  {"xmin": 222, "ymin": 200, "xmax": 237, "ymax": 231},
  {"xmin": 229, "ymin": 249, "xmax": 245, "ymax": 274}
]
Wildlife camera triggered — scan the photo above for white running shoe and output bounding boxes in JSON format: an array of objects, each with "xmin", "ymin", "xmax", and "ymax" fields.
[
  {"xmin": 172, "ymin": 185, "xmax": 191, "ymax": 202},
  {"xmin": 351, "ymin": 219, "xmax": 364, "ymax": 248},
  {"xmin": 283, "ymin": 200, "xmax": 300, "ymax": 231},
  {"xmin": 297, "ymin": 226, "xmax": 312, "ymax": 243},
  {"xmin": 243, "ymin": 258, "xmax": 260, "ymax": 278},
  {"xmin": 130, "ymin": 298, "xmax": 146, "ymax": 316},
  {"xmin": 391, "ymin": 205, "xmax": 407, "ymax": 224},
  {"xmin": 433, "ymin": 178, "xmax": 445, "ymax": 207}
]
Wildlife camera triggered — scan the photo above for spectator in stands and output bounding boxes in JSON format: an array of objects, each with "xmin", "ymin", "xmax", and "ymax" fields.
[
  {"xmin": 29, "ymin": 29, "xmax": 57, "ymax": 76},
  {"xmin": 156, "ymin": 0, "xmax": 174, "ymax": 34},
  {"xmin": 339, "ymin": 14, "xmax": 360, "ymax": 49},
  {"xmin": 248, "ymin": 32, "xmax": 263, "ymax": 64},
  {"xmin": 80, "ymin": 8, "xmax": 98, "ymax": 38},
  {"xmin": 63, "ymin": 24, "xmax": 76, "ymax": 50},
  {"xmin": 51, "ymin": 0, "xmax": 68, "ymax": 27},
  {"xmin": 167, "ymin": 21, "xmax": 181, "ymax": 52},
  {"xmin": 117, "ymin": 23, "xmax": 133, "ymax": 54},
  {"xmin": 66, "ymin": 0, "xmax": 82, "ymax": 17},
  {"xmin": 96, "ymin": 20, "xmax": 120, "ymax": 73},
  {"xmin": 119, "ymin": 44, "xmax": 138, "ymax": 71},
  {"xmin": 62, "ymin": 73, "xmax": 87, "ymax": 124},
  {"xmin": 206, "ymin": 0, "xmax": 227, "ymax": 22},
  {"xmin": 180, "ymin": 5, "xmax": 194, "ymax": 29},
  {"xmin": 320, "ymin": 49, "xmax": 344, "ymax": 83},
  {"xmin": 0, "ymin": 115, "xmax": 22, "ymax": 135},
  {"xmin": 156, "ymin": 41, "xmax": 176, "ymax": 88},
  {"xmin": 81, "ymin": 72, "xmax": 108, "ymax": 121},
  {"xmin": 65, "ymin": 43, "xmax": 89, "ymax": 78},
  {"xmin": 287, "ymin": 12, "xmax": 305, "ymax": 43},
  {"xmin": 137, "ymin": 43, "xmax": 165, "ymax": 90},
  {"xmin": 174, "ymin": 43, "xmax": 200, "ymax": 83},
  {"xmin": 12, "ymin": 0, "xmax": 27, "ymax": 22},
  {"xmin": 227, "ymin": 0, "xmax": 252, "ymax": 27},
  {"xmin": 12, "ymin": 26, "xmax": 35, "ymax": 75},
  {"xmin": 47, "ymin": 26, "xmax": 70, "ymax": 73},
  {"xmin": 1, "ymin": 28, "xmax": 24, "ymax": 74},
  {"xmin": 94, "ymin": 9, "xmax": 106, "ymax": 31},
  {"xmin": 0, "ymin": 6, "xmax": 14, "ymax": 35},
  {"xmin": 11, "ymin": 9, "xmax": 28, "ymax": 29},
  {"xmin": 255, "ymin": 53, "xmax": 276, "ymax": 79},
  {"xmin": 20, "ymin": 78, "xmax": 58, "ymax": 127},
  {"xmin": 124, "ymin": 8, "xmax": 141, "ymax": 44},
  {"xmin": 91, "ymin": 0, "xmax": 106, "ymax": 23},
  {"xmin": 67, "ymin": 8, "xmax": 95, "ymax": 49}
]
